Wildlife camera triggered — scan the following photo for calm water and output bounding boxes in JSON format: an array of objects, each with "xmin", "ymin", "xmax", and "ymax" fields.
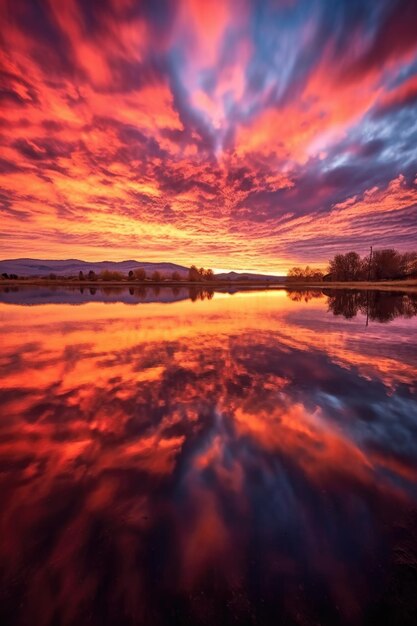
[{"xmin": 1, "ymin": 287, "xmax": 417, "ymax": 626}]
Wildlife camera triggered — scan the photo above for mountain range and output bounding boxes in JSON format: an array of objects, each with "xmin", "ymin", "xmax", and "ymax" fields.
[
  {"xmin": 0, "ymin": 258, "xmax": 285, "ymax": 281},
  {"xmin": 0, "ymin": 258, "xmax": 188, "ymax": 277}
]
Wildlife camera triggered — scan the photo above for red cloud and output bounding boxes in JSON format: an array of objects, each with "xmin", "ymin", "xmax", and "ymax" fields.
[{"xmin": 0, "ymin": 0, "xmax": 416, "ymax": 271}]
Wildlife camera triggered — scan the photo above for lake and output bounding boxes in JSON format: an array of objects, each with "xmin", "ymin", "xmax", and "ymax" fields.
[{"xmin": 1, "ymin": 287, "xmax": 416, "ymax": 626}]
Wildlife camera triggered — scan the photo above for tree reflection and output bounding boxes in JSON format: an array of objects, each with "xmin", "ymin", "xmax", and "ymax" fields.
[
  {"xmin": 102, "ymin": 286, "xmax": 125, "ymax": 296},
  {"xmin": 188, "ymin": 286, "xmax": 214, "ymax": 301},
  {"xmin": 286, "ymin": 289, "xmax": 323, "ymax": 303},
  {"xmin": 325, "ymin": 290, "xmax": 417, "ymax": 322}
]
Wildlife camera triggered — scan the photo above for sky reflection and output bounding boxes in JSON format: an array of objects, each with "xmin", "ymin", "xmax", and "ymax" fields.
[{"xmin": 0, "ymin": 290, "xmax": 416, "ymax": 625}]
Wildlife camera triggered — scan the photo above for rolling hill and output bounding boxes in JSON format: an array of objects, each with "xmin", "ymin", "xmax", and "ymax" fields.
[
  {"xmin": 0, "ymin": 258, "xmax": 189, "ymax": 277},
  {"xmin": 0, "ymin": 259, "xmax": 286, "ymax": 282}
]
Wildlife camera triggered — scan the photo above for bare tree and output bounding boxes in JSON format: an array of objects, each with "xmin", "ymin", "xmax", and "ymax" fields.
[
  {"xmin": 287, "ymin": 266, "xmax": 324, "ymax": 282},
  {"xmin": 99, "ymin": 270, "xmax": 124, "ymax": 281},
  {"xmin": 402, "ymin": 252, "xmax": 417, "ymax": 277},
  {"xmin": 134, "ymin": 268, "xmax": 146, "ymax": 281},
  {"xmin": 371, "ymin": 249, "xmax": 403, "ymax": 280},
  {"xmin": 204, "ymin": 268, "xmax": 214, "ymax": 281},
  {"xmin": 188, "ymin": 265, "xmax": 200, "ymax": 281},
  {"xmin": 328, "ymin": 252, "xmax": 364, "ymax": 281}
]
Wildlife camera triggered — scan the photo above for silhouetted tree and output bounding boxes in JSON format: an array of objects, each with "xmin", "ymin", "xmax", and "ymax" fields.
[
  {"xmin": 151, "ymin": 270, "xmax": 161, "ymax": 282},
  {"xmin": 371, "ymin": 249, "xmax": 403, "ymax": 280},
  {"xmin": 188, "ymin": 266, "xmax": 214, "ymax": 281},
  {"xmin": 99, "ymin": 270, "xmax": 124, "ymax": 281},
  {"xmin": 402, "ymin": 252, "xmax": 417, "ymax": 277},
  {"xmin": 326, "ymin": 248, "xmax": 417, "ymax": 282},
  {"xmin": 88, "ymin": 270, "xmax": 97, "ymax": 281},
  {"xmin": 79, "ymin": 270, "xmax": 85, "ymax": 281},
  {"xmin": 188, "ymin": 265, "xmax": 201, "ymax": 281},
  {"xmin": 204, "ymin": 268, "xmax": 214, "ymax": 281},
  {"xmin": 328, "ymin": 252, "xmax": 364, "ymax": 281},
  {"xmin": 128, "ymin": 270, "xmax": 134, "ymax": 280},
  {"xmin": 134, "ymin": 268, "xmax": 146, "ymax": 281},
  {"xmin": 287, "ymin": 267, "xmax": 304, "ymax": 281},
  {"xmin": 172, "ymin": 271, "xmax": 181, "ymax": 281},
  {"xmin": 287, "ymin": 266, "xmax": 324, "ymax": 282}
]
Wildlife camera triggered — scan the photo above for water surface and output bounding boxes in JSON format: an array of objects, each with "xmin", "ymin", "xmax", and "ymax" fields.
[{"xmin": 1, "ymin": 288, "xmax": 416, "ymax": 626}]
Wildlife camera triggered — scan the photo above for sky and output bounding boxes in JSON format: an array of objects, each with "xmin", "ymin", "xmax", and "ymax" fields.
[{"xmin": 1, "ymin": 0, "xmax": 417, "ymax": 274}]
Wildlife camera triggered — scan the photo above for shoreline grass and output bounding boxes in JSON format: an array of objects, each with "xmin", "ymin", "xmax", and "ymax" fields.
[{"xmin": 1, "ymin": 278, "xmax": 417, "ymax": 292}]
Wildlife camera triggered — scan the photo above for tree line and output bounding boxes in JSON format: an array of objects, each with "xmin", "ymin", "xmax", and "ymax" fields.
[
  {"xmin": 287, "ymin": 266, "xmax": 324, "ymax": 282},
  {"xmin": 84, "ymin": 265, "xmax": 214, "ymax": 282},
  {"xmin": 1, "ymin": 265, "xmax": 215, "ymax": 283},
  {"xmin": 1, "ymin": 266, "xmax": 216, "ymax": 282},
  {"xmin": 287, "ymin": 248, "xmax": 417, "ymax": 282},
  {"xmin": 39, "ymin": 266, "xmax": 215, "ymax": 282}
]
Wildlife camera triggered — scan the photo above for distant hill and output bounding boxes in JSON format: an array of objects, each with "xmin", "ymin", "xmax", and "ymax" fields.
[
  {"xmin": 215, "ymin": 271, "xmax": 286, "ymax": 282},
  {"xmin": 0, "ymin": 258, "xmax": 189, "ymax": 277},
  {"xmin": 0, "ymin": 258, "xmax": 286, "ymax": 281}
]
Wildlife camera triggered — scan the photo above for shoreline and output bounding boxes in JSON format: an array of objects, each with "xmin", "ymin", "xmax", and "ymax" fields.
[
  {"xmin": 287, "ymin": 280, "xmax": 417, "ymax": 292},
  {"xmin": 1, "ymin": 279, "xmax": 417, "ymax": 292}
]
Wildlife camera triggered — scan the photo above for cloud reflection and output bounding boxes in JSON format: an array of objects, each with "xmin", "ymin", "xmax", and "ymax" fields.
[{"xmin": 0, "ymin": 291, "xmax": 417, "ymax": 625}]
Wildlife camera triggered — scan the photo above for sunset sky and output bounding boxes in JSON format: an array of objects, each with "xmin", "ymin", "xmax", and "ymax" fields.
[{"xmin": 1, "ymin": 0, "xmax": 417, "ymax": 273}]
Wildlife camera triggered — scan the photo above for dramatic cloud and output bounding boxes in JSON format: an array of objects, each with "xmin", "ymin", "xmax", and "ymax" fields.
[{"xmin": 1, "ymin": 0, "xmax": 416, "ymax": 271}]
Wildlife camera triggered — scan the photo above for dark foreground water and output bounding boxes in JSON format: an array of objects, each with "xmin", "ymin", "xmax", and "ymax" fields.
[{"xmin": 0, "ymin": 287, "xmax": 417, "ymax": 626}]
